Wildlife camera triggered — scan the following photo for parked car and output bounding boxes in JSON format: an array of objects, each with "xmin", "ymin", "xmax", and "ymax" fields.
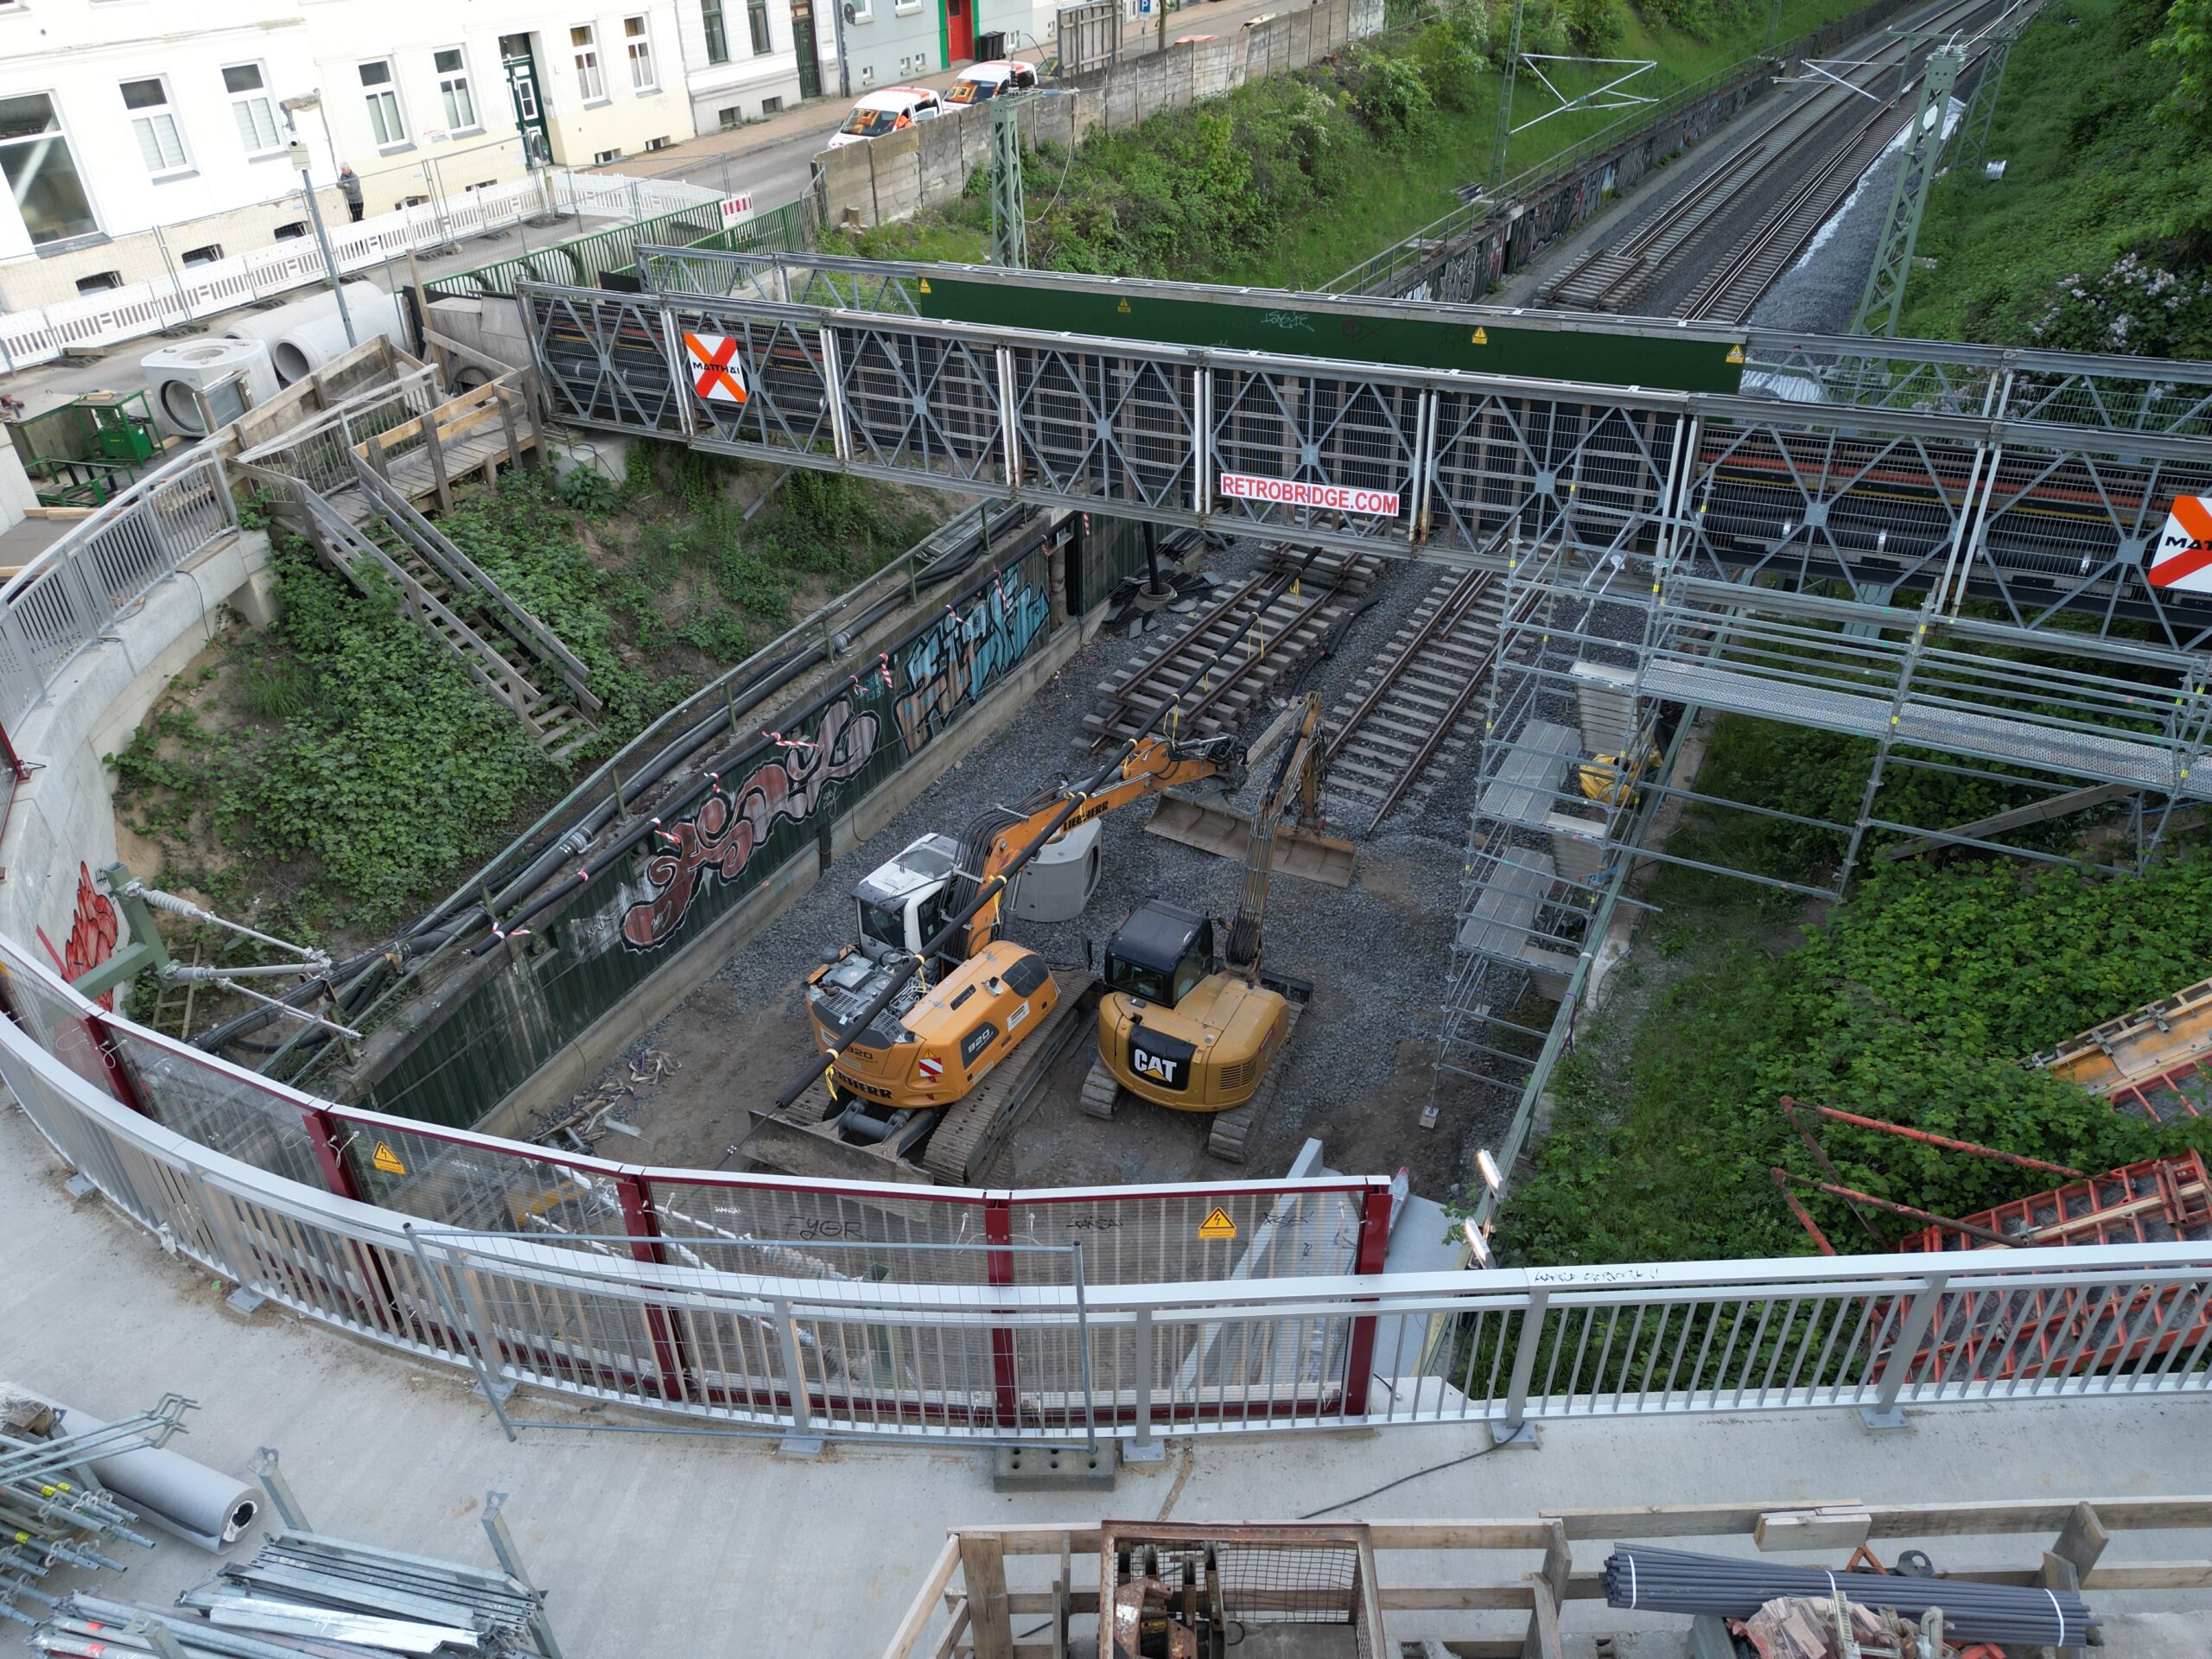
[
  {"xmin": 829, "ymin": 86, "xmax": 945, "ymax": 146},
  {"xmin": 944, "ymin": 60, "xmax": 1040, "ymax": 105}
]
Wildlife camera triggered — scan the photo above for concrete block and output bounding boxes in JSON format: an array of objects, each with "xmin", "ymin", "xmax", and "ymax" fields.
[
  {"xmin": 993, "ymin": 1443, "xmax": 1115, "ymax": 1492},
  {"xmin": 226, "ymin": 565, "xmax": 279, "ymax": 630}
]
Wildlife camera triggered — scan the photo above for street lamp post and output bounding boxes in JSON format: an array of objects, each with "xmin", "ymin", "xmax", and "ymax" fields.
[{"xmin": 279, "ymin": 94, "xmax": 356, "ymax": 349}]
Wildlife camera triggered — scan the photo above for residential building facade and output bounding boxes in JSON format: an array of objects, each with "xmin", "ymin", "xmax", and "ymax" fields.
[
  {"xmin": 0, "ymin": 0, "xmax": 696, "ymax": 313},
  {"xmin": 670, "ymin": 0, "xmax": 837, "ymax": 129},
  {"xmin": 836, "ymin": 0, "xmax": 1057, "ymax": 100}
]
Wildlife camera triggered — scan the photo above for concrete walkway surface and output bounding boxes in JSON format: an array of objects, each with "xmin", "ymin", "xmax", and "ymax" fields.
[{"xmin": 3, "ymin": 1103, "xmax": 2209, "ymax": 1656}]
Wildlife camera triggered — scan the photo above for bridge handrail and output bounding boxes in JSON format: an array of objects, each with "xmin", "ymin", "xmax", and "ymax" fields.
[{"xmin": 3, "ymin": 929, "xmax": 2207, "ymax": 1444}]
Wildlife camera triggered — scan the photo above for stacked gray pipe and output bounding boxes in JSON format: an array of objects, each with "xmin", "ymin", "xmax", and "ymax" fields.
[
  {"xmin": 221, "ymin": 284, "xmax": 405, "ymax": 385},
  {"xmin": 45, "ymin": 1403, "xmax": 257, "ymax": 1554}
]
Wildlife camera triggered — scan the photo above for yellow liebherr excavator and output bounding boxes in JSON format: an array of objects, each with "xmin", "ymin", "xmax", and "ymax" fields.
[
  {"xmin": 1076, "ymin": 694, "xmax": 1333, "ymax": 1162},
  {"xmin": 799, "ymin": 728, "xmax": 1243, "ymax": 1183}
]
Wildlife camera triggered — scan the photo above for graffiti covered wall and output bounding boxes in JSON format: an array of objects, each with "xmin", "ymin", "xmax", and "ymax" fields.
[{"xmin": 358, "ymin": 546, "xmax": 1064, "ymax": 1131}]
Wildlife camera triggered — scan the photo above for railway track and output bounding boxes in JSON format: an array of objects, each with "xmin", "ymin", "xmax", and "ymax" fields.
[
  {"xmin": 1541, "ymin": 0, "xmax": 2006, "ymax": 321},
  {"xmin": 1319, "ymin": 569, "xmax": 1512, "ymax": 835},
  {"xmin": 1083, "ymin": 548, "xmax": 1383, "ymax": 747}
]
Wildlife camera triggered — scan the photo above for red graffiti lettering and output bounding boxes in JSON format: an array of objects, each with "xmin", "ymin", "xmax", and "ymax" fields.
[
  {"xmin": 620, "ymin": 699, "xmax": 879, "ymax": 950},
  {"xmin": 63, "ymin": 862, "xmax": 118, "ymax": 1010}
]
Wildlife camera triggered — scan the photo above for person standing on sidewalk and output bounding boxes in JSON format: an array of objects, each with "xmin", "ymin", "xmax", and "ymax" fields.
[{"xmin": 338, "ymin": 165, "xmax": 364, "ymax": 223}]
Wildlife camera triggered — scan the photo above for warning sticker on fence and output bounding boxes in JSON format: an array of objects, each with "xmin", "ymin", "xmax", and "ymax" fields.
[
  {"xmin": 1198, "ymin": 1206, "xmax": 1236, "ymax": 1242},
  {"xmin": 372, "ymin": 1141, "xmax": 407, "ymax": 1176},
  {"xmin": 2147, "ymin": 496, "xmax": 2212, "ymax": 594}
]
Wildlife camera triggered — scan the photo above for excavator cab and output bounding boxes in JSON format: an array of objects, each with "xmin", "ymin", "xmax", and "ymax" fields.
[
  {"xmin": 1102, "ymin": 901, "xmax": 1214, "ymax": 1014},
  {"xmin": 851, "ymin": 832, "xmax": 959, "ymax": 963}
]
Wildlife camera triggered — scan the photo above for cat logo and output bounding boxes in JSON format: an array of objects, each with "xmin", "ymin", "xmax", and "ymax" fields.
[{"xmin": 1132, "ymin": 1046, "xmax": 1181, "ymax": 1085}]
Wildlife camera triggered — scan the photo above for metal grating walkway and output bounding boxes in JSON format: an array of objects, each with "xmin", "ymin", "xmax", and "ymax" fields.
[{"xmin": 1642, "ymin": 661, "xmax": 2210, "ymax": 796}]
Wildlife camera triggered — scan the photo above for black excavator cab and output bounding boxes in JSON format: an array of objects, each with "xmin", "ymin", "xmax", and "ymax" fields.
[{"xmin": 1101, "ymin": 900, "xmax": 1215, "ymax": 1010}]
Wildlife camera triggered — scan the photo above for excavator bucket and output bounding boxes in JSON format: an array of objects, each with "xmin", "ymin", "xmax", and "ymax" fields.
[{"xmin": 1146, "ymin": 796, "xmax": 1359, "ymax": 887}]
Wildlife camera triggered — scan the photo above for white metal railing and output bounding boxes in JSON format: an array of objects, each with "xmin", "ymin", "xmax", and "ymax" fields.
[
  {"xmin": 0, "ymin": 444, "xmax": 239, "ymax": 726},
  {"xmin": 2, "ymin": 934, "xmax": 2206, "ymax": 1447},
  {"xmin": 0, "ymin": 169, "xmax": 721, "ymax": 372}
]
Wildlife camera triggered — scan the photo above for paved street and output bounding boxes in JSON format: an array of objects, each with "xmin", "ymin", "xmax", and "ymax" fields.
[{"xmin": 600, "ymin": 0, "xmax": 1325, "ymax": 210}]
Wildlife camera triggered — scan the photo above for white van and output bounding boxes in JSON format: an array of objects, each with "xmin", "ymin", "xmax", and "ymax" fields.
[
  {"xmin": 829, "ymin": 86, "xmax": 945, "ymax": 146},
  {"xmin": 945, "ymin": 60, "xmax": 1040, "ymax": 105}
]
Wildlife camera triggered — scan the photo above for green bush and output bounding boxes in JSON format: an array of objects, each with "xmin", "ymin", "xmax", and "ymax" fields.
[
  {"xmin": 1564, "ymin": 0, "xmax": 1630, "ymax": 54},
  {"xmin": 1351, "ymin": 54, "xmax": 1436, "ymax": 146}
]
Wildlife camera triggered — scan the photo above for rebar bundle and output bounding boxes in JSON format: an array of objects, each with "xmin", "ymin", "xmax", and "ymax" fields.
[{"xmin": 1600, "ymin": 1548, "xmax": 2095, "ymax": 1646}]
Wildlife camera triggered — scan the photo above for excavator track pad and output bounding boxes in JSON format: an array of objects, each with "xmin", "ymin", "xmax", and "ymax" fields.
[{"xmin": 1206, "ymin": 976, "xmax": 1312, "ymax": 1164}]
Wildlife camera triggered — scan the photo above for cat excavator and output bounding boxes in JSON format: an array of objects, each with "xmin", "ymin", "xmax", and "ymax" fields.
[
  {"xmin": 791, "ymin": 727, "xmax": 1244, "ymax": 1184},
  {"xmin": 1077, "ymin": 693, "xmax": 1333, "ymax": 1161}
]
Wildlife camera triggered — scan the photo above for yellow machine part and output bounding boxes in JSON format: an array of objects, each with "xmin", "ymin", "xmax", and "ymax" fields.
[
  {"xmin": 805, "ymin": 938, "xmax": 1060, "ymax": 1112},
  {"xmin": 1096, "ymin": 975, "xmax": 1288, "ymax": 1112},
  {"xmin": 1575, "ymin": 743, "xmax": 1661, "ymax": 807}
]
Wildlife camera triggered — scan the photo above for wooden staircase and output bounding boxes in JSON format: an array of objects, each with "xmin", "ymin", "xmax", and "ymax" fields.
[{"xmin": 292, "ymin": 464, "xmax": 603, "ymax": 761}]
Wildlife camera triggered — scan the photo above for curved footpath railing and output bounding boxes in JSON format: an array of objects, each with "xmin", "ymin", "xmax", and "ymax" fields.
[{"xmin": 4, "ymin": 931, "xmax": 2208, "ymax": 1446}]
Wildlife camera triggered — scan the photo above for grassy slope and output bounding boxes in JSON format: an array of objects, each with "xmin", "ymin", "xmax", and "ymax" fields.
[
  {"xmin": 1894, "ymin": 0, "xmax": 2212, "ymax": 347},
  {"xmin": 861, "ymin": 0, "xmax": 1887, "ymax": 288}
]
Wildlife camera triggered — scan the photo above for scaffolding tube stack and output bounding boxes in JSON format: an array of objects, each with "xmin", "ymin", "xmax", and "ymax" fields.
[
  {"xmin": 1600, "ymin": 1547, "xmax": 2095, "ymax": 1646},
  {"xmin": 0, "ymin": 1395, "xmax": 196, "ymax": 1626}
]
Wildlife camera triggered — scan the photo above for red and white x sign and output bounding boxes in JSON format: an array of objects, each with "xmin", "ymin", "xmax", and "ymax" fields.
[
  {"xmin": 2148, "ymin": 495, "xmax": 2212, "ymax": 594},
  {"xmin": 683, "ymin": 332, "xmax": 747, "ymax": 405}
]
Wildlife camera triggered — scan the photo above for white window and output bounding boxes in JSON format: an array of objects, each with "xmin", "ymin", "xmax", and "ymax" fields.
[
  {"xmin": 849, "ymin": 0, "xmax": 871, "ymax": 20},
  {"xmin": 572, "ymin": 25, "xmax": 606, "ymax": 102},
  {"xmin": 359, "ymin": 59, "xmax": 405, "ymax": 146},
  {"xmin": 122, "ymin": 77, "xmax": 189, "ymax": 176},
  {"xmin": 223, "ymin": 63, "xmax": 282, "ymax": 156},
  {"xmin": 434, "ymin": 48, "xmax": 477, "ymax": 130},
  {"xmin": 624, "ymin": 16, "xmax": 657, "ymax": 91},
  {"xmin": 0, "ymin": 93, "xmax": 99, "ymax": 245}
]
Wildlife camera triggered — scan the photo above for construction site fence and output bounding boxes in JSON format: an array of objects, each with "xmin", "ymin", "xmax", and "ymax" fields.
[
  {"xmin": 1323, "ymin": 0, "xmax": 1929, "ymax": 302},
  {"xmin": 0, "ymin": 444, "xmax": 239, "ymax": 729},
  {"xmin": 418, "ymin": 187, "xmax": 810, "ymax": 306},
  {"xmin": 0, "ymin": 170, "xmax": 721, "ymax": 372},
  {"xmin": 3, "ymin": 938, "xmax": 2208, "ymax": 1442}
]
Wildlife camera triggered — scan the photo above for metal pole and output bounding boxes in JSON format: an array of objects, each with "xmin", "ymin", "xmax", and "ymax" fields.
[
  {"xmin": 1862, "ymin": 1272, "xmax": 1950, "ymax": 1428},
  {"xmin": 481, "ymin": 1492, "xmax": 566, "ymax": 1659},
  {"xmin": 1128, "ymin": 1306, "xmax": 1158, "ymax": 1458},
  {"xmin": 1498, "ymin": 1285, "xmax": 1551, "ymax": 1430},
  {"xmin": 1071, "ymin": 1243, "xmax": 1096, "ymax": 1454},
  {"xmin": 1491, "ymin": 0, "xmax": 1526, "ymax": 184},
  {"xmin": 402, "ymin": 1224, "xmax": 517, "ymax": 1440},
  {"xmin": 834, "ymin": 0, "xmax": 851, "ymax": 99},
  {"xmin": 285, "ymin": 114, "xmax": 357, "ymax": 350},
  {"xmin": 248, "ymin": 1448, "xmax": 312, "ymax": 1533}
]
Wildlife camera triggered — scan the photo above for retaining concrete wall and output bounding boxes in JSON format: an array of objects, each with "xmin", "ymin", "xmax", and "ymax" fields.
[
  {"xmin": 819, "ymin": 0, "xmax": 1387, "ymax": 230},
  {"xmin": 0, "ymin": 529, "xmax": 273, "ymax": 967}
]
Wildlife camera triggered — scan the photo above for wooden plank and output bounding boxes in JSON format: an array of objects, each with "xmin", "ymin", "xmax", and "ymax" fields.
[
  {"xmin": 423, "ymin": 396, "xmax": 454, "ymax": 513},
  {"xmin": 1864, "ymin": 1496, "xmax": 2212, "ymax": 1537},
  {"xmin": 1519, "ymin": 1576, "xmax": 1563, "ymax": 1659},
  {"xmin": 965, "ymin": 1526, "xmax": 1105, "ymax": 1555},
  {"xmin": 1879, "ymin": 781, "xmax": 2135, "ymax": 861},
  {"xmin": 880, "ymin": 1536, "xmax": 961, "ymax": 1659},
  {"xmin": 929, "ymin": 1602, "xmax": 971, "ymax": 1659},
  {"xmin": 1379, "ymin": 1586, "xmax": 1537, "ymax": 1611},
  {"xmin": 961, "ymin": 1532, "xmax": 1012, "ymax": 1659},
  {"xmin": 2039, "ymin": 1551, "xmax": 2083, "ymax": 1659},
  {"xmin": 1756, "ymin": 1510, "xmax": 1874, "ymax": 1553},
  {"xmin": 1367, "ymin": 1522, "xmax": 1560, "ymax": 1551},
  {"xmin": 1550, "ymin": 1500, "xmax": 1864, "ymax": 1541},
  {"xmin": 2053, "ymin": 1501, "xmax": 2110, "ymax": 1576},
  {"xmin": 1537, "ymin": 1520, "xmax": 1570, "ymax": 1605}
]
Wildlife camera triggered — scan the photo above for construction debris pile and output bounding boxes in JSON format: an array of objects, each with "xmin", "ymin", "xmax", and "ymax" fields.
[{"xmin": 30, "ymin": 1532, "xmax": 555, "ymax": 1659}]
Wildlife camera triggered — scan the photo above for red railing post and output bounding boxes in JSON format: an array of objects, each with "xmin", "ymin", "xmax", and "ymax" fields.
[
  {"xmin": 986, "ymin": 1195, "xmax": 1020, "ymax": 1431},
  {"xmin": 617, "ymin": 1170, "xmax": 692, "ymax": 1404},
  {"xmin": 84, "ymin": 1012, "xmax": 153, "ymax": 1117},
  {"xmin": 1338, "ymin": 1180, "xmax": 1395, "ymax": 1417},
  {"xmin": 307, "ymin": 1106, "xmax": 408, "ymax": 1333}
]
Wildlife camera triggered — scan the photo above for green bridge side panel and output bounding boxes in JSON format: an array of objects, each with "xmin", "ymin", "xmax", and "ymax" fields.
[{"xmin": 913, "ymin": 277, "xmax": 1746, "ymax": 395}]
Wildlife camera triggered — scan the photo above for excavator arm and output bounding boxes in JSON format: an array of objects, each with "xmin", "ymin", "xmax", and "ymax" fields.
[
  {"xmin": 1224, "ymin": 694, "xmax": 1324, "ymax": 980},
  {"xmin": 951, "ymin": 731, "xmax": 1243, "ymax": 961}
]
